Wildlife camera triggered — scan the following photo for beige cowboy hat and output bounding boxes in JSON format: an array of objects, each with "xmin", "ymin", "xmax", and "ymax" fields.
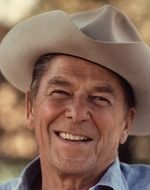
[{"xmin": 0, "ymin": 5, "xmax": 150, "ymax": 135}]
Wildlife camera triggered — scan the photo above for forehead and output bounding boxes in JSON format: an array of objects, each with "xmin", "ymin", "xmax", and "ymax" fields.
[
  {"xmin": 39, "ymin": 55, "xmax": 122, "ymax": 90},
  {"xmin": 34, "ymin": 54, "xmax": 127, "ymax": 104},
  {"xmin": 42, "ymin": 54, "xmax": 123, "ymax": 87}
]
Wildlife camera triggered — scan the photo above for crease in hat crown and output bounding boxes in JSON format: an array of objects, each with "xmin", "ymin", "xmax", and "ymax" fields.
[
  {"xmin": 70, "ymin": 5, "xmax": 143, "ymax": 42},
  {"xmin": 0, "ymin": 5, "xmax": 150, "ymax": 136}
]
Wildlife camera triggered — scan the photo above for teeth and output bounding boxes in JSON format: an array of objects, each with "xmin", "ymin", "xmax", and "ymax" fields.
[{"xmin": 58, "ymin": 132, "xmax": 89, "ymax": 141}]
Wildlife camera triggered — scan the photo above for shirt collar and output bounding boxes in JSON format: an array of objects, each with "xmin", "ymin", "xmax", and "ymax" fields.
[
  {"xmin": 14, "ymin": 157, "xmax": 41, "ymax": 190},
  {"xmin": 90, "ymin": 158, "xmax": 129, "ymax": 190}
]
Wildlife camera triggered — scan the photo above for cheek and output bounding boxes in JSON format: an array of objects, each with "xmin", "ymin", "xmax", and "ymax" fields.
[
  {"xmin": 93, "ymin": 108, "xmax": 123, "ymax": 149},
  {"xmin": 34, "ymin": 100, "xmax": 64, "ymax": 124},
  {"xmin": 33, "ymin": 101, "xmax": 64, "ymax": 146},
  {"xmin": 93, "ymin": 108, "xmax": 117, "ymax": 132},
  {"xmin": 94, "ymin": 105, "xmax": 125, "ymax": 128}
]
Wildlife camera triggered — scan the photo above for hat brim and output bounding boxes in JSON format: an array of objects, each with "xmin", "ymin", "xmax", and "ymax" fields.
[{"xmin": 0, "ymin": 11, "xmax": 150, "ymax": 135}]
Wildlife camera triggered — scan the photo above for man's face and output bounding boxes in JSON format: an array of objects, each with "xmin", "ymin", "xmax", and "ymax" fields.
[{"xmin": 26, "ymin": 55, "xmax": 134, "ymax": 176}]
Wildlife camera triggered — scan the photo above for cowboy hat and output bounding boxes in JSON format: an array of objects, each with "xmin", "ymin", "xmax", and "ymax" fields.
[{"xmin": 0, "ymin": 5, "xmax": 150, "ymax": 135}]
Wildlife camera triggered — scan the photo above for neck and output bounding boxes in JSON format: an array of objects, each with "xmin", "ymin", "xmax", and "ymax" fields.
[
  {"xmin": 42, "ymin": 171, "xmax": 100, "ymax": 190},
  {"xmin": 40, "ymin": 160, "xmax": 112, "ymax": 190}
]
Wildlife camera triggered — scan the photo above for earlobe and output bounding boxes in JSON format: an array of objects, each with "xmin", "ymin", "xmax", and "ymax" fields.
[
  {"xmin": 25, "ymin": 91, "xmax": 35, "ymax": 129},
  {"xmin": 119, "ymin": 108, "xmax": 136, "ymax": 144}
]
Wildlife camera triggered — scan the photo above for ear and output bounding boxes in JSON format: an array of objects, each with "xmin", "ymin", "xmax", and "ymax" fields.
[
  {"xmin": 25, "ymin": 91, "xmax": 35, "ymax": 130},
  {"xmin": 119, "ymin": 108, "xmax": 136, "ymax": 144}
]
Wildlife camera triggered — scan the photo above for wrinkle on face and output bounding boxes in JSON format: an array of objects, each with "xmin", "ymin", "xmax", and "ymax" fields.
[{"xmin": 26, "ymin": 54, "xmax": 135, "ymax": 190}]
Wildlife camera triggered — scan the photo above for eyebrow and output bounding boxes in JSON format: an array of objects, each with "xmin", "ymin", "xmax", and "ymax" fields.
[
  {"xmin": 46, "ymin": 77, "xmax": 115, "ymax": 96},
  {"xmin": 93, "ymin": 85, "xmax": 115, "ymax": 96},
  {"xmin": 47, "ymin": 76, "xmax": 71, "ymax": 88}
]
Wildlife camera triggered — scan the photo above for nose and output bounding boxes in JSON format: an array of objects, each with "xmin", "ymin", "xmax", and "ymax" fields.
[{"xmin": 65, "ymin": 97, "xmax": 90, "ymax": 123}]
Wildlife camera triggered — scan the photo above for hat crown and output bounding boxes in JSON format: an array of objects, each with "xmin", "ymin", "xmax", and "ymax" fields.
[{"xmin": 70, "ymin": 5, "xmax": 142, "ymax": 42}]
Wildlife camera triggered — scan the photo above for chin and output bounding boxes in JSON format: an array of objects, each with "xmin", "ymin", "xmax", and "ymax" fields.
[{"xmin": 54, "ymin": 156, "xmax": 95, "ymax": 175}]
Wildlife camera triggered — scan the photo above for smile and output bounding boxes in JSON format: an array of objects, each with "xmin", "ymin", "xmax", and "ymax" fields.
[{"xmin": 55, "ymin": 131, "xmax": 92, "ymax": 142}]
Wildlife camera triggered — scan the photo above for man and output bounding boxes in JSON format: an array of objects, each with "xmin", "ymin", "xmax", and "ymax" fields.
[{"xmin": 0, "ymin": 4, "xmax": 150, "ymax": 190}]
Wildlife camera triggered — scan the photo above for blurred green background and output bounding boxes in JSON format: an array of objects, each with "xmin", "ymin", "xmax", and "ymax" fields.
[{"xmin": 0, "ymin": 0, "xmax": 150, "ymax": 183}]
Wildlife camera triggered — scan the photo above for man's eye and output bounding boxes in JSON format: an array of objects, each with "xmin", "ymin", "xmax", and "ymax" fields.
[
  {"xmin": 49, "ymin": 90, "xmax": 70, "ymax": 98},
  {"xmin": 90, "ymin": 96, "xmax": 111, "ymax": 106}
]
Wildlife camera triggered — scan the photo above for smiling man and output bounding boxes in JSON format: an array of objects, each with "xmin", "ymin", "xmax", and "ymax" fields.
[{"xmin": 0, "ymin": 4, "xmax": 150, "ymax": 190}]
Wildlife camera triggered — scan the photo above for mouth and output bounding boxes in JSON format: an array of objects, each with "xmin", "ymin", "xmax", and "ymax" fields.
[{"xmin": 55, "ymin": 131, "xmax": 93, "ymax": 142}]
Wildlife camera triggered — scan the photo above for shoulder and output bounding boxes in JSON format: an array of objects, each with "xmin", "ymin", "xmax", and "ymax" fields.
[
  {"xmin": 120, "ymin": 162, "xmax": 150, "ymax": 189},
  {"xmin": 0, "ymin": 178, "xmax": 19, "ymax": 190}
]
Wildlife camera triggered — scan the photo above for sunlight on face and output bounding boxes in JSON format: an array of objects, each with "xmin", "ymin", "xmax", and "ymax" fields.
[{"xmin": 26, "ymin": 55, "xmax": 134, "ymax": 178}]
